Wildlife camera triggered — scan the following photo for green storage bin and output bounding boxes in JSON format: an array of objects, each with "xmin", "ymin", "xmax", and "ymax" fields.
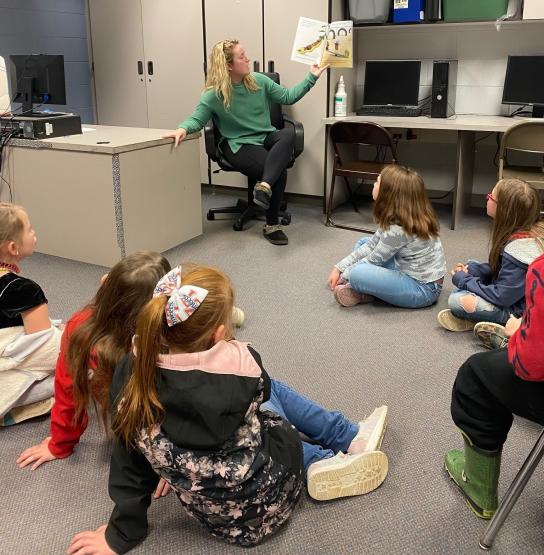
[{"xmin": 443, "ymin": 0, "xmax": 509, "ymax": 21}]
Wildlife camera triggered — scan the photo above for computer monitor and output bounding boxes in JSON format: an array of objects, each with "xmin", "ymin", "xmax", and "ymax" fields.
[
  {"xmin": 363, "ymin": 60, "xmax": 421, "ymax": 107},
  {"xmin": 8, "ymin": 54, "xmax": 66, "ymax": 115},
  {"xmin": 502, "ymin": 55, "xmax": 544, "ymax": 118}
]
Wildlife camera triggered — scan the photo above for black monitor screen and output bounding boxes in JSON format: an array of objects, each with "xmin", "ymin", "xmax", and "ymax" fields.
[
  {"xmin": 502, "ymin": 56, "xmax": 544, "ymax": 107},
  {"xmin": 363, "ymin": 60, "xmax": 421, "ymax": 106},
  {"xmin": 9, "ymin": 54, "xmax": 66, "ymax": 107}
]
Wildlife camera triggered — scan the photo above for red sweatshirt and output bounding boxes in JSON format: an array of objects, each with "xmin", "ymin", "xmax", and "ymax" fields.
[
  {"xmin": 509, "ymin": 253, "xmax": 544, "ymax": 381},
  {"xmin": 48, "ymin": 309, "xmax": 94, "ymax": 458}
]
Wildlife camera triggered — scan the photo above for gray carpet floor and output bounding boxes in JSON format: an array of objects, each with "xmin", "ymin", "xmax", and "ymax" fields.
[{"xmin": 2, "ymin": 190, "xmax": 543, "ymax": 555}]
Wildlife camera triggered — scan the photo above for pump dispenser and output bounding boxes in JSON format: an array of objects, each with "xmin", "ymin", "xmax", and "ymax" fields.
[{"xmin": 334, "ymin": 75, "xmax": 347, "ymax": 117}]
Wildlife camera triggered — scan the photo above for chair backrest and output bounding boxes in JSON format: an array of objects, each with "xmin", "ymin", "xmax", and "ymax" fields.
[
  {"xmin": 500, "ymin": 121, "xmax": 544, "ymax": 157},
  {"xmin": 329, "ymin": 121, "xmax": 398, "ymax": 163}
]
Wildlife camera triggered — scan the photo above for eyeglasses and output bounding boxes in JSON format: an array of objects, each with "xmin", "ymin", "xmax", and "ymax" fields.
[{"xmin": 486, "ymin": 192, "xmax": 497, "ymax": 203}]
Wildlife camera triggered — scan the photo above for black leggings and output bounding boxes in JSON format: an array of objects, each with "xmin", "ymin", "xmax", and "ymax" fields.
[
  {"xmin": 222, "ymin": 127, "xmax": 294, "ymax": 225},
  {"xmin": 451, "ymin": 348, "xmax": 544, "ymax": 451}
]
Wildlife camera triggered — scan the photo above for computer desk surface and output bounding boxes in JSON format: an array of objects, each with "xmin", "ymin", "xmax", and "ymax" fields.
[
  {"xmin": 322, "ymin": 114, "xmax": 532, "ymax": 230},
  {"xmin": 322, "ymin": 113, "xmax": 524, "ymax": 132}
]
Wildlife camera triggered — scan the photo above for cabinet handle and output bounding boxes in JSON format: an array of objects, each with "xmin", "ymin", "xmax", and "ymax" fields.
[
  {"xmin": 147, "ymin": 61, "xmax": 154, "ymax": 75},
  {"xmin": 253, "ymin": 61, "xmax": 260, "ymax": 72},
  {"xmin": 267, "ymin": 60, "xmax": 275, "ymax": 73},
  {"xmin": 137, "ymin": 61, "xmax": 143, "ymax": 75}
]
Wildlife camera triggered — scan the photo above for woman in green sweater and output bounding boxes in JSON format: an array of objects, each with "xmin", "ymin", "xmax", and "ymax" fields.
[{"xmin": 165, "ymin": 39, "xmax": 327, "ymax": 245}]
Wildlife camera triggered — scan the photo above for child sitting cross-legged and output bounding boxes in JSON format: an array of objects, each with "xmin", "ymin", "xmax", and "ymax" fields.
[
  {"xmin": 328, "ymin": 165, "xmax": 446, "ymax": 309},
  {"xmin": 438, "ymin": 178, "xmax": 544, "ymax": 336}
]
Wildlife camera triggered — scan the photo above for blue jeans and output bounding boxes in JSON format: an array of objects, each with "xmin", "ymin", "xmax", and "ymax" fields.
[
  {"xmin": 448, "ymin": 290, "xmax": 510, "ymax": 324},
  {"xmin": 261, "ymin": 380, "xmax": 358, "ymax": 475},
  {"xmin": 345, "ymin": 238, "xmax": 442, "ymax": 308}
]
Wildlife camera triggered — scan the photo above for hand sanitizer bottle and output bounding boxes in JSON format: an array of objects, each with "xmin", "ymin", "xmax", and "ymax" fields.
[{"xmin": 334, "ymin": 75, "xmax": 347, "ymax": 117}]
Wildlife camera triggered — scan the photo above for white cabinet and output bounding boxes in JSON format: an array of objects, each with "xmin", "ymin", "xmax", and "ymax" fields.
[{"xmin": 88, "ymin": 0, "xmax": 204, "ymax": 129}]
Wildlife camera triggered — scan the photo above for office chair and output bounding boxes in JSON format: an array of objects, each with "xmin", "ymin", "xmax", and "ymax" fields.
[
  {"xmin": 499, "ymin": 121, "xmax": 544, "ymax": 190},
  {"xmin": 326, "ymin": 121, "xmax": 398, "ymax": 233},
  {"xmin": 204, "ymin": 69, "xmax": 304, "ymax": 231},
  {"xmin": 479, "ymin": 428, "xmax": 544, "ymax": 550}
]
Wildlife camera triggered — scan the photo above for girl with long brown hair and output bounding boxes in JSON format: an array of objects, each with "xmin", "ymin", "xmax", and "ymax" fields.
[
  {"xmin": 68, "ymin": 264, "xmax": 389, "ymax": 554},
  {"xmin": 328, "ymin": 165, "xmax": 446, "ymax": 308},
  {"xmin": 438, "ymin": 178, "xmax": 544, "ymax": 333},
  {"xmin": 164, "ymin": 39, "xmax": 327, "ymax": 245},
  {"xmin": 17, "ymin": 251, "xmax": 171, "ymax": 470}
]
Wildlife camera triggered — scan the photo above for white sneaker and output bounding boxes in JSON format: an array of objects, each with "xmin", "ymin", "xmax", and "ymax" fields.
[
  {"xmin": 307, "ymin": 450, "xmax": 388, "ymax": 501},
  {"xmin": 232, "ymin": 306, "xmax": 245, "ymax": 328},
  {"xmin": 348, "ymin": 405, "xmax": 388, "ymax": 454}
]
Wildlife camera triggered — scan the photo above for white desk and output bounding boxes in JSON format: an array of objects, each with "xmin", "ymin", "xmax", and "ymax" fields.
[
  {"xmin": 1, "ymin": 125, "xmax": 202, "ymax": 266},
  {"xmin": 322, "ymin": 114, "xmax": 523, "ymax": 229}
]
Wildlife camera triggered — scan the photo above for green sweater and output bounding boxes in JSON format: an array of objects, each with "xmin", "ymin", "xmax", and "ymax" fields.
[{"xmin": 178, "ymin": 72, "xmax": 317, "ymax": 153}]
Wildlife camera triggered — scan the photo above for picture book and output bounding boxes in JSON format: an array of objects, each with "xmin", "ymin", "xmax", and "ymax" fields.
[{"xmin": 290, "ymin": 17, "xmax": 353, "ymax": 69}]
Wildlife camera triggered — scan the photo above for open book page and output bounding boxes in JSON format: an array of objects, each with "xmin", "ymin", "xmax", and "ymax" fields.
[
  {"xmin": 320, "ymin": 20, "xmax": 353, "ymax": 68},
  {"xmin": 290, "ymin": 17, "xmax": 327, "ymax": 66}
]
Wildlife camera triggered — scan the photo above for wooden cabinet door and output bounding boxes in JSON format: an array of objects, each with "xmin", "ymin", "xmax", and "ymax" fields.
[
  {"xmin": 88, "ymin": 0, "xmax": 149, "ymax": 127},
  {"xmin": 141, "ymin": 0, "xmax": 205, "ymax": 130},
  {"xmin": 264, "ymin": 0, "xmax": 329, "ymax": 196},
  {"xmin": 203, "ymin": 0, "xmax": 264, "ymax": 187}
]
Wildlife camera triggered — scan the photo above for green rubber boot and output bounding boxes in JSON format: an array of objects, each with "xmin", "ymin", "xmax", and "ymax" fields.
[{"xmin": 444, "ymin": 435, "xmax": 501, "ymax": 520}]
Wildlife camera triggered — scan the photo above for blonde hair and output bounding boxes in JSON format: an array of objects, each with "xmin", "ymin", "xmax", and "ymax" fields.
[
  {"xmin": 0, "ymin": 202, "xmax": 26, "ymax": 248},
  {"xmin": 112, "ymin": 264, "xmax": 235, "ymax": 446},
  {"xmin": 489, "ymin": 178, "xmax": 544, "ymax": 276},
  {"xmin": 206, "ymin": 39, "xmax": 258, "ymax": 109},
  {"xmin": 373, "ymin": 165, "xmax": 440, "ymax": 239}
]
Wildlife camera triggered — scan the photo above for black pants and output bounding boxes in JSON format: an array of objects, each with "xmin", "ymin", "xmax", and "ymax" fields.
[
  {"xmin": 451, "ymin": 348, "xmax": 544, "ymax": 451},
  {"xmin": 222, "ymin": 127, "xmax": 294, "ymax": 225}
]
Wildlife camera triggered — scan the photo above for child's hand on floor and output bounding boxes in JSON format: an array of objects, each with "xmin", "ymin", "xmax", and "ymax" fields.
[
  {"xmin": 67, "ymin": 524, "xmax": 115, "ymax": 555},
  {"xmin": 17, "ymin": 437, "xmax": 57, "ymax": 470},
  {"xmin": 328, "ymin": 268, "xmax": 341, "ymax": 290},
  {"xmin": 154, "ymin": 477, "xmax": 172, "ymax": 499}
]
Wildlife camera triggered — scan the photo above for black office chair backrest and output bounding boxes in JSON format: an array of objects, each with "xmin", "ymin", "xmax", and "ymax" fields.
[{"xmin": 263, "ymin": 72, "xmax": 283, "ymax": 129}]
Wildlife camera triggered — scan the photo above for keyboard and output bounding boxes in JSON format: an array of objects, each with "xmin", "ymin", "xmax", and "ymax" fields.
[{"xmin": 356, "ymin": 105, "xmax": 422, "ymax": 117}]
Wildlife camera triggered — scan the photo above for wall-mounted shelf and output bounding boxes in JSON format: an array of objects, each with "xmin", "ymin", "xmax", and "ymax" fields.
[{"xmin": 353, "ymin": 18, "xmax": 544, "ymax": 31}]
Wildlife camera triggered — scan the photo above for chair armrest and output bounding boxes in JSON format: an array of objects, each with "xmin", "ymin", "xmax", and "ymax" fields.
[
  {"xmin": 283, "ymin": 115, "xmax": 304, "ymax": 158},
  {"xmin": 204, "ymin": 120, "xmax": 218, "ymax": 162}
]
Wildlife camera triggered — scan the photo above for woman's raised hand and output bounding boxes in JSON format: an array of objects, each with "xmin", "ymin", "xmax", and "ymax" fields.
[
  {"xmin": 310, "ymin": 64, "xmax": 329, "ymax": 78},
  {"xmin": 17, "ymin": 437, "xmax": 57, "ymax": 470},
  {"xmin": 163, "ymin": 127, "xmax": 187, "ymax": 147}
]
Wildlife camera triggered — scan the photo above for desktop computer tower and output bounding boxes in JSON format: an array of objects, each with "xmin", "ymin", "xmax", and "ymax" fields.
[{"xmin": 431, "ymin": 60, "xmax": 457, "ymax": 118}]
